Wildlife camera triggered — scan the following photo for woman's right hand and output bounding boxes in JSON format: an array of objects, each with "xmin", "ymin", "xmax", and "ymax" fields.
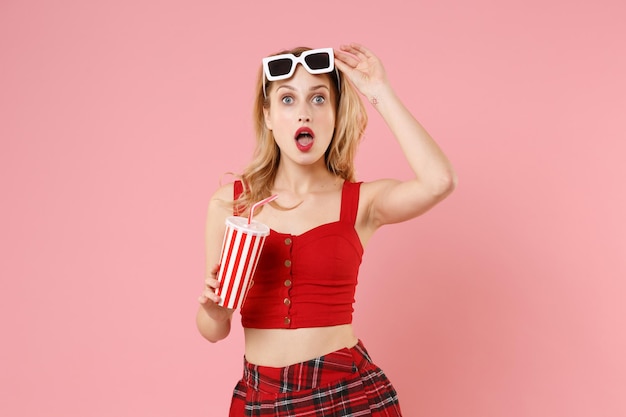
[{"xmin": 198, "ymin": 263, "xmax": 233, "ymax": 323}]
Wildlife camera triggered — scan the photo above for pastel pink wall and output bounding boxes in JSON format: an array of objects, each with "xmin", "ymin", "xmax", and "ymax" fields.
[{"xmin": 1, "ymin": 0, "xmax": 624, "ymax": 416}]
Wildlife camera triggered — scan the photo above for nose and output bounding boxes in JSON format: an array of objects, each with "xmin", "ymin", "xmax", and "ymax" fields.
[{"xmin": 297, "ymin": 102, "xmax": 311, "ymax": 122}]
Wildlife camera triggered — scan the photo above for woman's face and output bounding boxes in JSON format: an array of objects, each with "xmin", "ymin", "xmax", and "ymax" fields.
[{"xmin": 263, "ymin": 66, "xmax": 336, "ymax": 168}]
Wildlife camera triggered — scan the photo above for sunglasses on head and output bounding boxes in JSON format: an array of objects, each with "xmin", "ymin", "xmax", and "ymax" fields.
[{"xmin": 262, "ymin": 47, "xmax": 340, "ymax": 97}]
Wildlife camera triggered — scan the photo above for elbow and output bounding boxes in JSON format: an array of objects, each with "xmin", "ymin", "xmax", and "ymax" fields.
[
  {"xmin": 196, "ymin": 308, "xmax": 232, "ymax": 343},
  {"xmin": 202, "ymin": 333, "xmax": 225, "ymax": 344},
  {"xmin": 446, "ymin": 170, "xmax": 459, "ymax": 194},
  {"xmin": 431, "ymin": 170, "xmax": 457, "ymax": 199},
  {"xmin": 197, "ymin": 322, "xmax": 230, "ymax": 344}
]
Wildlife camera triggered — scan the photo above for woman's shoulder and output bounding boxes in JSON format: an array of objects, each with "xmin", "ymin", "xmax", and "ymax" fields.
[
  {"xmin": 207, "ymin": 182, "xmax": 236, "ymax": 216},
  {"xmin": 211, "ymin": 182, "xmax": 236, "ymax": 201}
]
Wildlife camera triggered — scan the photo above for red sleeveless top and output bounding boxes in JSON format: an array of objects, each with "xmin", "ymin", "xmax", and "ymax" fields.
[{"xmin": 234, "ymin": 180, "xmax": 364, "ymax": 329}]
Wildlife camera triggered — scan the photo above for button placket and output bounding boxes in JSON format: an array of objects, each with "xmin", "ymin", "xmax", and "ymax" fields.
[{"xmin": 283, "ymin": 236, "xmax": 293, "ymax": 327}]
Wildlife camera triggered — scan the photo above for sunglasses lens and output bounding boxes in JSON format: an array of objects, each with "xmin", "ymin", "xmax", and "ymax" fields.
[
  {"xmin": 304, "ymin": 52, "xmax": 331, "ymax": 70},
  {"xmin": 267, "ymin": 58, "xmax": 294, "ymax": 77}
]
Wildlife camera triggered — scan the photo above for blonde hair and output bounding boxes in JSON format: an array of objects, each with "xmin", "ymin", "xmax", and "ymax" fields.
[{"xmin": 236, "ymin": 46, "xmax": 368, "ymax": 214}]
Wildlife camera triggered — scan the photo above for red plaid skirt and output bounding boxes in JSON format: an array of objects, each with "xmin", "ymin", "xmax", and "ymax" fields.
[{"xmin": 229, "ymin": 340, "xmax": 402, "ymax": 416}]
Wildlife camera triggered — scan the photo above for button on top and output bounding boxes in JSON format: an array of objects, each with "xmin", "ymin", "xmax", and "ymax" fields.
[
  {"xmin": 284, "ymin": 237, "xmax": 292, "ymax": 245},
  {"xmin": 284, "ymin": 259, "xmax": 292, "ymax": 267}
]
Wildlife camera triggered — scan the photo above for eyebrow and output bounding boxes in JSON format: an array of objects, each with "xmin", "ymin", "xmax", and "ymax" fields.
[{"xmin": 275, "ymin": 84, "xmax": 330, "ymax": 93}]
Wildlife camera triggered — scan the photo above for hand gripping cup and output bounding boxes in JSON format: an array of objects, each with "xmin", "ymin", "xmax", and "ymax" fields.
[{"xmin": 214, "ymin": 195, "xmax": 277, "ymax": 309}]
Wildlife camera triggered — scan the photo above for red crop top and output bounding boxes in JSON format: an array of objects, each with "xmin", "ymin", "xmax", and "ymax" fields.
[{"xmin": 234, "ymin": 180, "xmax": 364, "ymax": 329}]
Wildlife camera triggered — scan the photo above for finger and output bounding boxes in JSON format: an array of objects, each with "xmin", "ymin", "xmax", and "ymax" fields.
[
  {"xmin": 340, "ymin": 43, "xmax": 370, "ymax": 61},
  {"xmin": 333, "ymin": 57, "xmax": 353, "ymax": 75},
  {"xmin": 200, "ymin": 288, "xmax": 221, "ymax": 304},
  {"xmin": 348, "ymin": 42, "xmax": 370, "ymax": 55},
  {"xmin": 204, "ymin": 264, "xmax": 220, "ymax": 285},
  {"xmin": 334, "ymin": 49, "xmax": 360, "ymax": 69},
  {"xmin": 204, "ymin": 277, "xmax": 220, "ymax": 289}
]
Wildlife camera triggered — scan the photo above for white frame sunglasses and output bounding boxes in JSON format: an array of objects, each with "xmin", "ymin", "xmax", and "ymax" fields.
[{"xmin": 262, "ymin": 47, "xmax": 340, "ymax": 97}]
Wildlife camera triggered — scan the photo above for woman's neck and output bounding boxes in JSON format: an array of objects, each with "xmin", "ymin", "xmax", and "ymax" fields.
[{"xmin": 273, "ymin": 161, "xmax": 338, "ymax": 195}]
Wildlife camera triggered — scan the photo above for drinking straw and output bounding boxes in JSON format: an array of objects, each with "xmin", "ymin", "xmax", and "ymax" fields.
[{"xmin": 248, "ymin": 194, "xmax": 278, "ymax": 224}]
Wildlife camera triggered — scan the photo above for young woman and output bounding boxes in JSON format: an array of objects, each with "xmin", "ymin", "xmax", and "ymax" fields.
[{"xmin": 197, "ymin": 43, "xmax": 456, "ymax": 416}]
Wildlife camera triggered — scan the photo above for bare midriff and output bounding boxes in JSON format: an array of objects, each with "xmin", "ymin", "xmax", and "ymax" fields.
[{"xmin": 244, "ymin": 324, "xmax": 359, "ymax": 367}]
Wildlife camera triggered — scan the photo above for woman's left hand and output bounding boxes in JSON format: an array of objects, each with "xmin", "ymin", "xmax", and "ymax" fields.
[{"xmin": 334, "ymin": 43, "xmax": 390, "ymax": 103}]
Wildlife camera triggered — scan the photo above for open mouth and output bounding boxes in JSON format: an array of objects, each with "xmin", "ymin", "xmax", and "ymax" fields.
[{"xmin": 294, "ymin": 127, "xmax": 314, "ymax": 152}]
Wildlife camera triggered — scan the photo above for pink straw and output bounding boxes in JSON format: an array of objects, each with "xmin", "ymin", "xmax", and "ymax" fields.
[{"xmin": 248, "ymin": 194, "xmax": 278, "ymax": 224}]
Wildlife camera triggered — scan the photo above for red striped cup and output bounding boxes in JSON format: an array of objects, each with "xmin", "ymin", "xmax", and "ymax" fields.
[{"xmin": 215, "ymin": 216, "xmax": 270, "ymax": 309}]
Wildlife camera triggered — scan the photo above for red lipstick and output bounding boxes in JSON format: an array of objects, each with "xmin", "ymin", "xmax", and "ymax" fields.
[{"xmin": 294, "ymin": 127, "xmax": 315, "ymax": 152}]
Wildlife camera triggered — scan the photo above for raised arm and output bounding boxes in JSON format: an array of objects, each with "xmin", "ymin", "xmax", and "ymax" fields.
[{"xmin": 334, "ymin": 43, "xmax": 457, "ymax": 229}]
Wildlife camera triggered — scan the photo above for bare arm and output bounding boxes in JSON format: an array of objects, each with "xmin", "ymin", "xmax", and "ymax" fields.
[
  {"xmin": 335, "ymin": 43, "xmax": 457, "ymax": 229},
  {"xmin": 196, "ymin": 183, "xmax": 235, "ymax": 342}
]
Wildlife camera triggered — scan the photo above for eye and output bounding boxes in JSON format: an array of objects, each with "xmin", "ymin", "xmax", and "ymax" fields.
[
  {"xmin": 312, "ymin": 95, "xmax": 326, "ymax": 104},
  {"xmin": 281, "ymin": 96, "xmax": 294, "ymax": 104}
]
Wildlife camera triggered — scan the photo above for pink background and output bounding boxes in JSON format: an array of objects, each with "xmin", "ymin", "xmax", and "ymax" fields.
[{"xmin": 2, "ymin": 0, "xmax": 625, "ymax": 416}]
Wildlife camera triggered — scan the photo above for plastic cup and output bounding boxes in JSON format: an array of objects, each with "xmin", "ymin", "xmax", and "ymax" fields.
[{"xmin": 215, "ymin": 216, "xmax": 270, "ymax": 309}]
